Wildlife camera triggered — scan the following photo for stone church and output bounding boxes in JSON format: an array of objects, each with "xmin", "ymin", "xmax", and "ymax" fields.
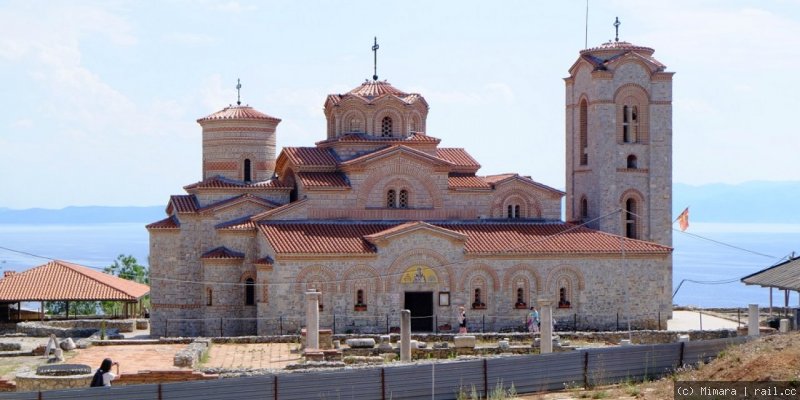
[{"xmin": 147, "ymin": 38, "xmax": 674, "ymax": 336}]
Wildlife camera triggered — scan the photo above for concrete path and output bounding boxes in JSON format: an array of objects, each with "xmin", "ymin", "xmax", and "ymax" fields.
[{"xmin": 667, "ymin": 310, "xmax": 742, "ymax": 331}]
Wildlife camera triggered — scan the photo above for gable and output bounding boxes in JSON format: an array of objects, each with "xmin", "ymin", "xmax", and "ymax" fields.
[{"xmin": 340, "ymin": 145, "xmax": 451, "ymax": 172}]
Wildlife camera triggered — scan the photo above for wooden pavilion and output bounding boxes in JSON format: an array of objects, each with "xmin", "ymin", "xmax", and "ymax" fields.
[
  {"xmin": 0, "ymin": 260, "xmax": 149, "ymax": 321},
  {"xmin": 742, "ymin": 255, "xmax": 800, "ymax": 316}
]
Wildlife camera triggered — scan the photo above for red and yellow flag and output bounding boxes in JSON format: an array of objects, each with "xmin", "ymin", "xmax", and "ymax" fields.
[{"xmin": 676, "ymin": 207, "xmax": 689, "ymax": 231}]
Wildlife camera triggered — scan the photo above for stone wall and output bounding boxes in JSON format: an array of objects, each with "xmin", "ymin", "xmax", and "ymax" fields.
[
  {"xmin": 16, "ymin": 319, "xmax": 138, "ymax": 337},
  {"xmin": 115, "ymin": 370, "xmax": 217, "ymax": 386}
]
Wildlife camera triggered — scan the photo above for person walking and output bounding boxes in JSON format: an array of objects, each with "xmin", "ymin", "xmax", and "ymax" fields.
[
  {"xmin": 458, "ymin": 306, "xmax": 467, "ymax": 334},
  {"xmin": 90, "ymin": 358, "xmax": 119, "ymax": 387},
  {"xmin": 527, "ymin": 306, "xmax": 540, "ymax": 335}
]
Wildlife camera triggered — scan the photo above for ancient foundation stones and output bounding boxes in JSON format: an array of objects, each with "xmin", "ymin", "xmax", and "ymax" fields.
[
  {"xmin": 345, "ymin": 338, "xmax": 376, "ymax": 348},
  {"xmin": 454, "ymin": 336, "xmax": 476, "ymax": 348}
]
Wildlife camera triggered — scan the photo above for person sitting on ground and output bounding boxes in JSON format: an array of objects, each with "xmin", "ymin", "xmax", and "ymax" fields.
[{"xmin": 90, "ymin": 358, "xmax": 118, "ymax": 387}]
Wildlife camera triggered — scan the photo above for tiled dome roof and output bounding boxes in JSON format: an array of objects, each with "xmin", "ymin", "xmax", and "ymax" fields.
[
  {"xmin": 197, "ymin": 105, "xmax": 280, "ymax": 123},
  {"xmin": 348, "ymin": 80, "xmax": 407, "ymax": 97},
  {"xmin": 580, "ymin": 40, "xmax": 655, "ymax": 56}
]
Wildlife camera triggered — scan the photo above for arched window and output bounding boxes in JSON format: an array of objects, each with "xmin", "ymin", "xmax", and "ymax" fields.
[
  {"xmin": 349, "ymin": 118, "xmax": 362, "ymax": 133},
  {"xmin": 622, "ymin": 105, "xmax": 639, "ymax": 143},
  {"xmin": 515, "ymin": 205, "xmax": 520, "ymax": 218},
  {"xmin": 579, "ymin": 99, "xmax": 588, "ymax": 165},
  {"xmin": 472, "ymin": 288, "xmax": 485, "ymax": 309},
  {"xmin": 243, "ymin": 159, "xmax": 252, "ymax": 182},
  {"xmin": 206, "ymin": 288, "xmax": 213, "ymax": 306},
  {"xmin": 627, "ymin": 155, "xmax": 638, "ymax": 169},
  {"xmin": 387, "ymin": 189, "xmax": 396, "ymax": 208},
  {"xmin": 625, "ymin": 198, "xmax": 637, "ymax": 239},
  {"xmin": 245, "ymin": 278, "xmax": 255, "ymax": 306},
  {"xmin": 381, "ymin": 116, "xmax": 393, "ymax": 137},
  {"xmin": 507, "ymin": 205, "xmax": 513, "ymax": 218},
  {"xmin": 580, "ymin": 196, "xmax": 588, "ymax": 220},
  {"xmin": 398, "ymin": 189, "xmax": 409, "ymax": 208}
]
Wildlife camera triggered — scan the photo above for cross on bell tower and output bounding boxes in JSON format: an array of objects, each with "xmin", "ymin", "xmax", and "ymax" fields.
[{"xmin": 614, "ymin": 17, "xmax": 621, "ymax": 42}]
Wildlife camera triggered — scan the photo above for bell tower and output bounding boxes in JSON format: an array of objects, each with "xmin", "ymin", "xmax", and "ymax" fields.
[{"xmin": 565, "ymin": 29, "xmax": 673, "ymax": 247}]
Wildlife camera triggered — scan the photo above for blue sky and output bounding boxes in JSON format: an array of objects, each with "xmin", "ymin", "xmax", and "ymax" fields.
[{"xmin": 1, "ymin": 0, "xmax": 799, "ymax": 209}]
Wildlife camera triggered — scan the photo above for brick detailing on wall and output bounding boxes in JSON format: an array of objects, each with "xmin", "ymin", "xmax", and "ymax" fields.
[
  {"xmin": 502, "ymin": 263, "xmax": 543, "ymax": 297},
  {"xmin": 355, "ymin": 158, "xmax": 444, "ymax": 209},
  {"xmin": 458, "ymin": 263, "xmax": 501, "ymax": 292},
  {"xmin": 0, "ymin": 379, "xmax": 15, "ymax": 392},
  {"xmin": 204, "ymin": 161, "xmax": 238, "ymax": 171}
]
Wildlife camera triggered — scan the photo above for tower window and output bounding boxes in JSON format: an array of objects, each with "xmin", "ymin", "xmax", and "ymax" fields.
[
  {"xmin": 381, "ymin": 116, "xmax": 393, "ymax": 137},
  {"xmin": 580, "ymin": 197, "xmax": 588, "ymax": 220},
  {"xmin": 579, "ymin": 99, "xmax": 588, "ymax": 165},
  {"xmin": 625, "ymin": 198, "xmax": 637, "ymax": 239},
  {"xmin": 245, "ymin": 278, "xmax": 255, "ymax": 306},
  {"xmin": 387, "ymin": 189, "xmax": 396, "ymax": 208},
  {"xmin": 507, "ymin": 204, "xmax": 521, "ymax": 219},
  {"xmin": 627, "ymin": 155, "xmax": 638, "ymax": 169},
  {"xmin": 206, "ymin": 288, "xmax": 213, "ymax": 306},
  {"xmin": 622, "ymin": 105, "xmax": 639, "ymax": 143},
  {"xmin": 398, "ymin": 189, "xmax": 409, "ymax": 208},
  {"xmin": 243, "ymin": 159, "xmax": 252, "ymax": 182}
]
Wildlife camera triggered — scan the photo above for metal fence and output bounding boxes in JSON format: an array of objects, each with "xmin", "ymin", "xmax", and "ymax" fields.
[{"xmin": 0, "ymin": 336, "xmax": 747, "ymax": 400}]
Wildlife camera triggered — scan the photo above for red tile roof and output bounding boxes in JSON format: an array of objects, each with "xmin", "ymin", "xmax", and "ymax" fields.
[
  {"xmin": 254, "ymin": 256, "xmax": 274, "ymax": 266},
  {"xmin": 257, "ymin": 221, "xmax": 671, "ymax": 256},
  {"xmin": 481, "ymin": 173, "xmax": 517, "ymax": 184},
  {"xmin": 326, "ymin": 81, "xmax": 426, "ymax": 107},
  {"xmin": 197, "ymin": 105, "xmax": 280, "ymax": 123},
  {"xmin": 258, "ymin": 223, "xmax": 383, "ymax": 254},
  {"xmin": 340, "ymin": 145, "xmax": 452, "ymax": 168},
  {"xmin": 184, "ymin": 176, "xmax": 292, "ymax": 190},
  {"xmin": 480, "ymin": 174, "xmax": 565, "ymax": 195},
  {"xmin": 281, "ymin": 147, "xmax": 339, "ymax": 168},
  {"xmin": 436, "ymin": 148, "xmax": 481, "ymax": 171},
  {"xmin": 0, "ymin": 260, "xmax": 150, "ymax": 301},
  {"xmin": 216, "ymin": 217, "xmax": 256, "ymax": 231},
  {"xmin": 197, "ymin": 194, "xmax": 280, "ymax": 214},
  {"xmin": 201, "ymin": 247, "xmax": 245, "ymax": 260},
  {"xmin": 297, "ymin": 172, "xmax": 350, "ymax": 189},
  {"xmin": 448, "ymin": 175, "xmax": 492, "ymax": 190},
  {"xmin": 315, "ymin": 132, "xmax": 441, "ymax": 145},
  {"xmin": 146, "ymin": 215, "xmax": 180, "ymax": 230},
  {"xmin": 167, "ymin": 195, "xmax": 199, "ymax": 214}
]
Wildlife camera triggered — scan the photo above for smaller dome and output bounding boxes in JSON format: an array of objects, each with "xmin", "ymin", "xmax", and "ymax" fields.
[
  {"xmin": 348, "ymin": 80, "xmax": 408, "ymax": 98},
  {"xmin": 197, "ymin": 105, "xmax": 281, "ymax": 123}
]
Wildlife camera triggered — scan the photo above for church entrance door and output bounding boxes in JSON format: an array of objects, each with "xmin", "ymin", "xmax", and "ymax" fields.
[{"xmin": 404, "ymin": 291, "xmax": 433, "ymax": 332}]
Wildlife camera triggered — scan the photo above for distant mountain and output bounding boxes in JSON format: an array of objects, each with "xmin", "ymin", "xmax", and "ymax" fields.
[
  {"xmin": 0, "ymin": 206, "xmax": 164, "ymax": 224},
  {"xmin": 1, "ymin": 181, "xmax": 797, "ymax": 225},
  {"xmin": 673, "ymin": 181, "xmax": 800, "ymax": 223}
]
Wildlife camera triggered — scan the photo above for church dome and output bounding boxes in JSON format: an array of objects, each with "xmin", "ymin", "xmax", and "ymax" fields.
[
  {"xmin": 197, "ymin": 105, "xmax": 281, "ymax": 123},
  {"xmin": 580, "ymin": 40, "xmax": 655, "ymax": 58},
  {"xmin": 348, "ymin": 80, "xmax": 408, "ymax": 98}
]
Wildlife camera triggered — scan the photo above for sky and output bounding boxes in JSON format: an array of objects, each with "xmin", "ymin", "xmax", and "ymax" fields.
[{"xmin": 1, "ymin": 0, "xmax": 799, "ymax": 209}]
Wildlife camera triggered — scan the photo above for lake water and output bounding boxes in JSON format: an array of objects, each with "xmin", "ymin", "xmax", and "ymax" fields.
[{"xmin": 1, "ymin": 222, "xmax": 798, "ymax": 308}]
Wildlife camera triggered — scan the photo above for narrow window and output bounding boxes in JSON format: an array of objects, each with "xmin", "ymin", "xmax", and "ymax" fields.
[
  {"xmin": 580, "ymin": 197, "xmax": 588, "ymax": 220},
  {"xmin": 381, "ymin": 116, "xmax": 393, "ymax": 137},
  {"xmin": 631, "ymin": 106, "xmax": 639, "ymax": 143},
  {"xmin": 399, "ymin": 189, "xmax": 409, "ymax": 208},
  {"xmin": 514, "ymin": 205, "xmax": 521, "ymax": 219},
  {"xmin": 387, "ymin": 189, "xmax": 396, "ymax": 208},
  {"xmin": 515, "ymin": 288, "xmax": 526, "ymax": 308},
  {"xmin": 559, "ymin": 287, "xmax": 571, "ymax": 308},
  {"xmin": 622, "ymin": 106, "xmax": 631, "ymax": 143},
  {"xmin": 206, "ymin": 288, "xmax": 213, "ymax": 306},
  {"xmin": 409, "ymin": 119, "xmax": 416, "ymax": 133},
  {"xmin": 243, "ymin": 159, "xmax": 252, "ymax": 182},
  {"xmin": 245, "ymin": 278, "xmax": 255, "ymax": 306},
  {"xmin": 627, "ymin": 155, "xmax": 638, "ymax": 169},
  {"xmin": 507, "ymin": 205, "xmax": 513, "ymax": 218},
  {"xmin": 579, "ymin": 99, "xmax": 588, "ymax": 165},
  {"xmin": 472, "ymin": 288, "xmax": 485, "ymax": 309},
  {"xmin": 349, "ymin": 118, "xmax": 362, "ymax": 133},
  {"xmin": 355, "ymin": 289, "xmax": 366, "ymax": 310},
  {"xmin": 625, "ymin": 198, "xmax": 637, "ymax": 239}
]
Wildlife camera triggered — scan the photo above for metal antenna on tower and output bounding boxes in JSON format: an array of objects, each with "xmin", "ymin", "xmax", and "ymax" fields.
[
  {"xmin": 614, "ymin": 17, "xmax": 621, "ymax": 42},
  {"xmin": 372, "ymin": 37, "xmax": 380, "ymax": 81},
  {"xmin": 236, "ymin": 78, "xmax": 242, "ymax": 106},
  {"xmin": 585, "ymin": 0, "xmax": 589, "ymax": 48}
]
